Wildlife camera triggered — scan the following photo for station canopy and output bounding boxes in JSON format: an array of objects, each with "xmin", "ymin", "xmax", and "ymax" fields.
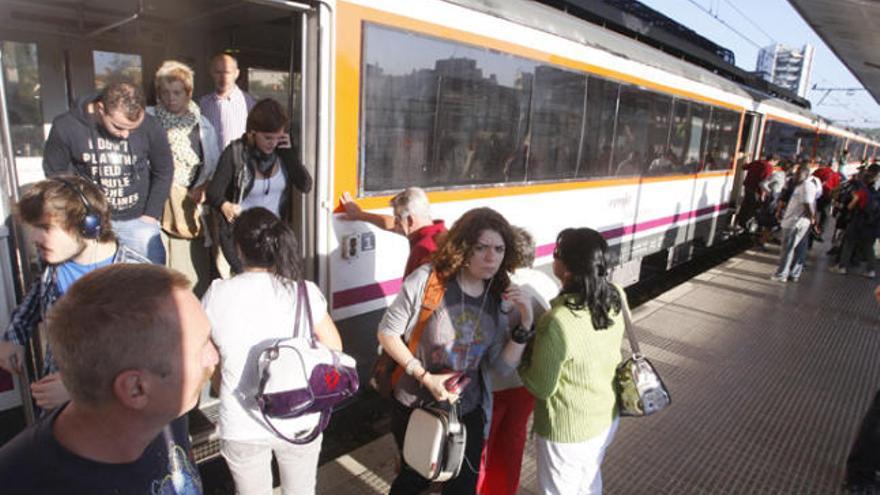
[{"xmin": 788, "ymin": 0, "xmax": 880, "ymax": 105}]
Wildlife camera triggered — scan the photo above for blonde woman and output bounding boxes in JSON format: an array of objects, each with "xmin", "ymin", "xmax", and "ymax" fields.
[{"xmin": 150, "ymin": 60, "xmax": 221, "ymax": 295}]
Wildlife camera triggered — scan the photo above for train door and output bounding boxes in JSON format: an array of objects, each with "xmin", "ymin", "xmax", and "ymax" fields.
[
  {"xmin": 730, "ymin": 111, "xmax": 762, "ymax": 226},
  {"xmin": 0, "ymin": 0, "xmax": 331, "ymax": 451},
  {"xmin": 0, "ymin": 45, "xmax": 29, "ymax": 419}
]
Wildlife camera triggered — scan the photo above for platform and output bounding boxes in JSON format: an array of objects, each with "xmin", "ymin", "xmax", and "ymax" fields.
[{"xmin": 311, "ymin": 238, "xmax": 880, "ymax": 494}]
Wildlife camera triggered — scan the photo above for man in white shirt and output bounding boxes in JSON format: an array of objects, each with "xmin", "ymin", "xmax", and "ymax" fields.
[
  {"xmin": 198, "ymin": 53, "xmax": 256, "ymax": 150},
  {"xmin": 771, "ymin": 165, "xmax": 818, "ymax": 282}
]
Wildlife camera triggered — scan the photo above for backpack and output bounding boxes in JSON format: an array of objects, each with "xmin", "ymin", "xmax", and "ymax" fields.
[{"xmin": 861, "ymin": 187, "xmax": 880, "ymax": 229}]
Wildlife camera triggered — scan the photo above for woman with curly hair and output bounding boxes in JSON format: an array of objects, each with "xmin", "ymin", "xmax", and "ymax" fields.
[
  {"xmin": 377, "ymin": 207, "xmax": 534, "ymax": 495},
  {"xmin": 518, "ymin": 227, "xmax": 626, "ymax": 494}
]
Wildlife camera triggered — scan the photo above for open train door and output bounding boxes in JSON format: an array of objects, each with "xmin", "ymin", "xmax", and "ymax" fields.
[
  {"xmin": 730, "ymin": 111, "xmax": 763, "ymax": 229},
  {"xmin": 0, "ymin": 46, "xmax": 31, "ymax": 422}
]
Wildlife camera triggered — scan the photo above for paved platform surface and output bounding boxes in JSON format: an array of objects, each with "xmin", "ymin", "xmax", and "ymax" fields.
[{"xmin": 311, "ymin": 240, "xmax": 880, "ymax": 494}]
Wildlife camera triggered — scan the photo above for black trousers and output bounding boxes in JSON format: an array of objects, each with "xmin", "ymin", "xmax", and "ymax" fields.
[{"xmin": 389, "ymin": 399, "xmax": 485, "ymax": 495}]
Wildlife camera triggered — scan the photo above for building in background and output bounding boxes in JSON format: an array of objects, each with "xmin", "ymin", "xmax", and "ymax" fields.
[{"xmin": 756, "ymin": 43, "xmax": 815, "ymax": 98}]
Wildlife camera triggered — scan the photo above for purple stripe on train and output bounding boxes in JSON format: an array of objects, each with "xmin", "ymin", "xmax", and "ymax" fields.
[{"xmin": 332, "ymin": 202, "xmax": 728, "ymax": 309}]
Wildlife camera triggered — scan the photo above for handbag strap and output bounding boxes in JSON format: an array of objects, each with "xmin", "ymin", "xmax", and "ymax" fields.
[
  {"xmin": 260, "ymin": 407, "xmax": 329, "ymax": 445},
  {"xmin": 390, "ymin": 270, "xmax": 446, "ymax": 388},
  {"xmin": 293, "ymin": 279, "xmax": 316, "ymax": 345},
  {"xmin": 619, "ymin": 287, "xmax": 641, "ymax": 356}
]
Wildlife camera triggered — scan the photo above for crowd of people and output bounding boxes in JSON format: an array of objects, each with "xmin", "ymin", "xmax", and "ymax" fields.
[
  {"xmin": 0, "ymin": 54, "xmax": 634, "ymax": 495},
  {"xmin": 737, "ymin": 151, "xmax": 880, "ymax": 283}
]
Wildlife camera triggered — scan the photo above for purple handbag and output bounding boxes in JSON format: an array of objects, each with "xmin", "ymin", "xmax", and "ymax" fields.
[{"xmin": 255, "ymin": 280, "xmax": 359, "ymax": 444}]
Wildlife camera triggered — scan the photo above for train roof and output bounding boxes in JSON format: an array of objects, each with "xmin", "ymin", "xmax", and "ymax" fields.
[{"xmin": 445, "ymin": 0, "xmax": 818, "ymax": 121}]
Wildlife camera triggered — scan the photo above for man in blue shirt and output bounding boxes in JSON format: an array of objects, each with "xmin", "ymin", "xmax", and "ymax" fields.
[{"xmin": 0, "ymin": 176, "xmax": 148, "ymax": 410}]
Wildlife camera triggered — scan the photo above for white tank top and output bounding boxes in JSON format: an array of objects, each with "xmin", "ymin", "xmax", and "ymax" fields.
[{"xmin": 240, "ymin": 169, "xmax": 287, "ymax": 217}]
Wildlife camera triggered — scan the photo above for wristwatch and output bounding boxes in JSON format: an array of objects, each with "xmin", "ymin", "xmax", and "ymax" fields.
[{"xmin": 511, "ymin": 323, "xmax": 536, "ymax": 344}]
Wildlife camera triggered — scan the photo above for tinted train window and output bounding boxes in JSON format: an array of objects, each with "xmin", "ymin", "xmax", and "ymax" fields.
[
  {"xmin": 703, "ymin": 108, "xmax": 740, "ymax": 171},
  {"xmin": 1, "ymin": 41, "xmax": 44, "ymax": 186},
  {"xmin": 816, "ymin": 134, "xmax": 842, "ymax": 164},
  {"xmin": 847, "ymin": 140, "xmax": 866, "ymax": 162},
  {"xmin": 359, "ymin": 23, "xmax": 743, "ymax": 192},
  {"xmin": 613, "ymin": 85, "xmax": 672, "ymax": 176},
  {"xmin": 579, "ymin": 77, "xmax": 618, "ymax": 178},
  {"xmin": 528, "ymin": 66, "xmax": 587, "ymax": 181},
  {"xmin": 761, "ymin": 120, "xmax": 811, "ymax": 161},
  {"xmin": 93, "ymin": 51, "xmax": 143, "ymax": 90},
  {"xmin": 668, "ymin": 99, "xmax": 709, "ymax": 174},
  {"xmin": 361, "ymin": 24, "xmax": 535, "ymax": 192}
]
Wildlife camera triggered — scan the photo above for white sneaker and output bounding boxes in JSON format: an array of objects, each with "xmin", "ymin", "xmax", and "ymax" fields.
[
  {"xmin": 864, "ymin": 271, "xmax": 876, "ymax": 279},
  {"xmin": 770, "ymin": 274, "xmax": 787, "ymax": 282},
  {"xmin": 829, "ymin": 266, "xmax": 847, "ymax": 275}
]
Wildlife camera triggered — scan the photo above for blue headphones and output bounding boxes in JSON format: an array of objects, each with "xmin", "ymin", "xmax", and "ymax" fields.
[{"xmin": 54, "ymin": 178, "xmax": 102, "ymax": 239}]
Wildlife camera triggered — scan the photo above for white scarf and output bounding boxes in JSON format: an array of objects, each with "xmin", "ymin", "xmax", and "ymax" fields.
[{"xmin": 156, "ymin": 100, "xmax": 202, "ymax": 187}]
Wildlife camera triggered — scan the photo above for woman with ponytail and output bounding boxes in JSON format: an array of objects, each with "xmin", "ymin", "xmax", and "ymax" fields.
[
  {"xmin": 202, "ymin": 207, "xmax": 341, "ymax": 495},
  {"xmin": 518, "ymin": 227, "xmax": 626, "ymax": 495}
]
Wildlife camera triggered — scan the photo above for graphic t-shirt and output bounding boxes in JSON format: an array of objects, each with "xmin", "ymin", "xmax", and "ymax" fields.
[
  {"xmin": 55, "ymin": 254, "xmax": 114, "ymax": 295},
  {"xmin": 42, "ymin": 94, "xmax": 173, "ymax": 221},
  {"xmin": 380, "ymin": 266, "xmax": 509, "ymax": 415},
  {"xmin": 0, "ymin": 408, "xmax": 202, "ymax": 495}
]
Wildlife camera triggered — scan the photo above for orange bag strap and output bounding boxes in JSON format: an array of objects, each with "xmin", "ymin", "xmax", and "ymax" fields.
[{"xmin": 390, "ymin": 270, "xmax": 445, "ymax": 387}]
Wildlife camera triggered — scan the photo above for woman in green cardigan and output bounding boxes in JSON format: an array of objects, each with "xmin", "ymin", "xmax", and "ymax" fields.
[{"xmin": 518, "ymin": 227, "xmax": 626, "ymax": 494}]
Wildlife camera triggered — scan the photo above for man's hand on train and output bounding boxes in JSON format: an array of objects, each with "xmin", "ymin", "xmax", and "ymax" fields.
[
  {"xmin": 31, "ymin": 373, "xmax": 70, "ymax": 410},
  {"xmin": 339, "ymin": 191, "xmax": 364, "ymax": 221},
  {"xmin": 0, "ymin": 341, "xmax": 24, "ymax": 374}
]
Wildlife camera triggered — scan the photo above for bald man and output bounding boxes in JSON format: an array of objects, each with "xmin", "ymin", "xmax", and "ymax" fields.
[{"xmin": 199, "ymin": 53, "xmax": 256, "ymax": 149}]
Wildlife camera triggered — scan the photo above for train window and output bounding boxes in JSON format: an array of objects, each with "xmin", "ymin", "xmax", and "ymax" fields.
[
  {"xmin": 248, "ymin": 68, "xmax": 300, "ymax": 138},
  {"xmin": 578, "ymin": 77, "xmax": 619, "ymax": 178},
  {"xmin": 613, "ymin": 85, "xmax": 672, "ymax": 177},
  {"xmin": 847, "ymin": 140, "xmax": 866, "ymax": 162},
  {"xmin": 1, "ymin": 41, "xmax": 44, "ymax": 186},
  {"xmin": 360, "ymin": 24, "xmax": 535, "ymax": 192},
  {"xmin": 528, "ymin": 66, "xmax": 587, "ymax": 181},
  {"xmin": 703, "ymin": 108, "xmax": 739, "ymax": 171},
  {"xmin": 93, "ymin": 51, "xmax": 143, "ymax": 90},
  {"xmin": 675, "ymin": 100, "xmax": 710, "ymax": 173},
  {"xmin": 817, "ymin": 134, "xmax": 841, "ymax": 164},
  {"xmin": 761, "ymin": 120, "xmax": 808, "ymax": 161}
]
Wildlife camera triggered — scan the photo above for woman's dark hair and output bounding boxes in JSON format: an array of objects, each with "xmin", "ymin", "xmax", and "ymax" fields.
[
  {"xmin": 246, "ymin": 98, "xmax": 289, "ymax": 133},
  {"xmin": 555, "ymin": 228, "xmax": 622, "ymax": 330},
  {"xmin": 432, "ymin": 207, "xmax": 521, "ymax": 302},
  {"xmin": 233, "ymin": 207, "xmax": 303, "ymax": 287}
]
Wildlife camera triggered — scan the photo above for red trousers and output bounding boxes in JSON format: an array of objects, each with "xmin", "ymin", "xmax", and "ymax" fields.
[{"xmin": 477, "ymin": 386, "xmax": 535, "ymax": 495}]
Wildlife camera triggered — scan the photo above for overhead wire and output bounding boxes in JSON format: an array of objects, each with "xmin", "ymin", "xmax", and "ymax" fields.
[
  {"xmin": 681, "ymin": 0, "xmax": 763, "ymax": 50},
  {"xmin": 720, "ymin": 0, "xmax": 775, "ymax": 44}
]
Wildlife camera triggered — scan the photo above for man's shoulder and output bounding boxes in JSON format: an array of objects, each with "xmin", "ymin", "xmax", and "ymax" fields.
[{"xmin": 0, "ymin": 418, "xmax": 53, "ymax": 489}]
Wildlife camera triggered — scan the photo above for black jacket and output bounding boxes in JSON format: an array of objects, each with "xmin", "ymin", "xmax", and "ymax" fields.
[
  {"xmin": 42, "ymin": 94, "xmax": 173, "ymax": 221},
  {"xmin": 206, "ymin": 138, "xmax": 312, "ymax": 221}
]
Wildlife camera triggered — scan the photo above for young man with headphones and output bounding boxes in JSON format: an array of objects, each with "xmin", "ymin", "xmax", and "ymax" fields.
[{"xmin": 0, "ymin": 176, "xmax": 149, "ymax": 410}]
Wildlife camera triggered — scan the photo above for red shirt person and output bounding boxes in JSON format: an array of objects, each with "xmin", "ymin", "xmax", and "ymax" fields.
[{"xmin": 339, "ymin": 187, "xmax": 446, "ymax": 277}]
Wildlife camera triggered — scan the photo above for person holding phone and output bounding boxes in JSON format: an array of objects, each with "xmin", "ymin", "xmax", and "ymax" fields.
[
  {"xmin": 377, "ymin": 207, "xmax": 533, "ymax": 495},
  {"xmin": 206, "ymin": 98, "xmax": 312, "ymax": 275}
]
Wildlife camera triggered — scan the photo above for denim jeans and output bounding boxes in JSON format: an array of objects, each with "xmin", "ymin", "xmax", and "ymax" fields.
[
  {"xmin": 775, "ymin": 219, "xmax": 810, "ymax": 279},
  {"xmin": 112, "ymin": 218, "xmax": 166, "ymax": 265}
]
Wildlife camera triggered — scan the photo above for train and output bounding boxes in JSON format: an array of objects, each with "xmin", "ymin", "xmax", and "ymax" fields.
[{"xmin": 0, "ymin": 0, "xmax": 877, "ymax": 458}]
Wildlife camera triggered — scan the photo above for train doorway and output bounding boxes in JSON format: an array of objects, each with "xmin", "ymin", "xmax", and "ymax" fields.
[{"xmin": 0, "ymin": 1, "xmax": 324, "ymax": 440}]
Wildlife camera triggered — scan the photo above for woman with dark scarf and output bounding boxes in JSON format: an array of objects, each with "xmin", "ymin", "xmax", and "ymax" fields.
[{"xmin": 206, "ymin": 98, "xmax": 312, "ymax": 274}]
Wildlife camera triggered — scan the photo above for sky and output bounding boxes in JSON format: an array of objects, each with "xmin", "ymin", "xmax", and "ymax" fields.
[{"xmin": 638, "ymin": 0, "xmax": 880, "ymax": 128}]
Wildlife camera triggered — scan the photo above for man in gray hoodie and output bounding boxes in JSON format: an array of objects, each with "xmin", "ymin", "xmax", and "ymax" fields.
[{"xmin": 42, "ymin": 82, "xmax": 173, "ymax": 264}]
